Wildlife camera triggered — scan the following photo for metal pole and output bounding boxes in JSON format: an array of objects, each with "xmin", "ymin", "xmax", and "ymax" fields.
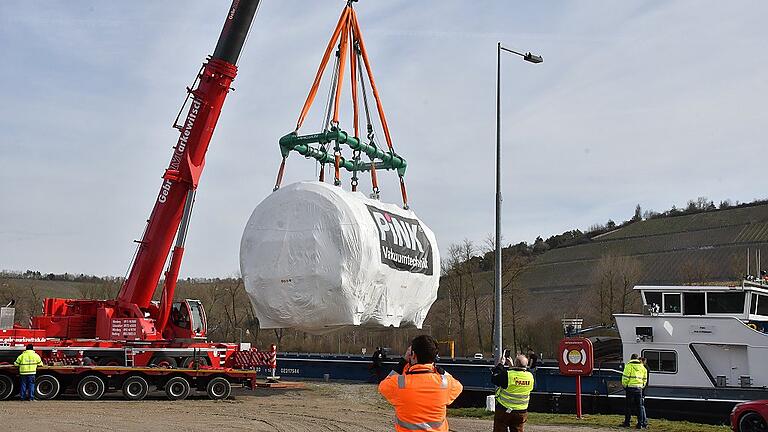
[
  {"xmin": 494, "ymin": 42, "xmax": 503, "ymax": 363},
  {"xmin": 576, "ymin": 374, "xmax": 583, "ymax": 418}
]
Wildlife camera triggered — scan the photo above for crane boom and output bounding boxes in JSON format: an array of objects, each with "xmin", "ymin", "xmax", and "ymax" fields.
[
  {"xmin": 13, "ymin": 0, "xmax": 267, "ymax": 371},
  {"xmin": 117, "ymin": 0, "xmax": 260, "ymax": 321}
]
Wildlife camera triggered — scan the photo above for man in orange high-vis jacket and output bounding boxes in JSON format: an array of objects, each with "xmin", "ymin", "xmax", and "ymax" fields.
[{"xmin": 379, "ymin": 335, "xmax": 464, "ymax": 431}]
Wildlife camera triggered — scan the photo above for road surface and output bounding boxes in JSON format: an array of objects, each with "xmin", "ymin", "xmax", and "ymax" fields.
[{"xmin": 0, "ymin": 382, "xmax": 616, "ymax": 432}]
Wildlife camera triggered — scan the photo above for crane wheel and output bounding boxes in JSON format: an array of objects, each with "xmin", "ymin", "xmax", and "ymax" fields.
[
  {"xmin": 150, "ymin": 356, "xmax": 178, "ymax": 368},
  {"xmin": 77, "ymin": 375, "xmax": 106, "ymax": 401},
  {"xmin": 122, "ymin": 376, "xmax": 149, "ymax": 401},
  {"xmin": 206, "ymin": 377, "xmax": 232, "ymax": 400},
  {"xmin": 0, "ymin": 375, "xmax": 14, "ymax": 400},
  {"xmin": 182, "ymin": 356, "xmax": 210, "ymax": 369},
  {"xmin": 98, "ymin": 356, "xmax": 123, "ymax": 367},
  {"xmin": 165, "ymin": 376, "xmax": 191, "ymax": 400},
  {"xmin": 35, "ymin": 374, "xmax": 61, "ymax": 400}
]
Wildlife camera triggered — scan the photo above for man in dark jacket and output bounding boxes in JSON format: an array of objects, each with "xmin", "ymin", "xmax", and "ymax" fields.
[
  {"xmin": 525, "ymin": 347, "xmax": 539, "ymax": 370},
  {"xmin": 371, "ymin": 347, "xmax": 384, "ymax": 382}
]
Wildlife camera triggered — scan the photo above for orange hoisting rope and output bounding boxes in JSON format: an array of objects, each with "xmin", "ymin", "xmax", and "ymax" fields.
[
  {"xmin": 280, "ymin": 1, "xmax": 407, "ymax": 208},
  {"xmin": 349, "ymin": 9, "xmax": 394, "ymax": 151},
  {"xmin": 295, "ymin": 6, "xmax": 351, "ymax": 132}
]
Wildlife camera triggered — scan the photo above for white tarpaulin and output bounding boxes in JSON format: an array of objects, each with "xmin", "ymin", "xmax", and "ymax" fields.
[{"xmin": 240, "ymin": 181, "xmax": 440, "ymax": 334}]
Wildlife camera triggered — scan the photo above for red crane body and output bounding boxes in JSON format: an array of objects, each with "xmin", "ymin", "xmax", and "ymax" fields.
[
  {"xmin": 1, "ymin": 0, "xmax": 267, "ymax": 370},
  {"xmin": 118, "ymin": 56, "xmax": 238, "ymax": 332}
]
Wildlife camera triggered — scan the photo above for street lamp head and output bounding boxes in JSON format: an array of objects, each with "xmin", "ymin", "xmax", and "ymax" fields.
[
  {"xmin": 524, "ymin": 52, "xmax": 543, "ymax": 64},
  {"xmin": 498, "ymin": 44, "xmax": 543, "ymax": 64}
]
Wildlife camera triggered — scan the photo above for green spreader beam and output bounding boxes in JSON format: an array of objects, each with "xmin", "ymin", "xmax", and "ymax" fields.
[{"xmin": 279, "ymin": 128, "xmax": 407, "ymax": 176}]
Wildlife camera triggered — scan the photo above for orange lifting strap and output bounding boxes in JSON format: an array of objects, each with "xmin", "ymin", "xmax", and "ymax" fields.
[{"xmin": 288, "ymin": 2, "xmax": 406, "ymax": 207}]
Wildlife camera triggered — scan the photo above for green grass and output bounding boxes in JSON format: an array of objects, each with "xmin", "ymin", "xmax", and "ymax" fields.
[{"xmin": 447, "ymin": 408, "xmax": 730, "ymax": 432}]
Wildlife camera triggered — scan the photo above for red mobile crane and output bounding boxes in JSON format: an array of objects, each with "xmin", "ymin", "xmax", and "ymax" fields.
[{"xmin": 0, "ymin": 0, "xmax": 273, "ymax": 400}]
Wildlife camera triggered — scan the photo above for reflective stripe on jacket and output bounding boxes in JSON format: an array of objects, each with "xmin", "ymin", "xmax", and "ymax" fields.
[
  {"xmin": 14, "ymin": 350, "xmax": 43, "ymax": 375},
  {"xmin": 378, "ymin": 363, "xmax": 464, "ymax": 431},
  {"xmin": 621, "ymin": 360, "xmax": 647, "ymax": 388},
  {"xmin": 495, "ymin": 369, "xmax": 534, "ymax": 411}
]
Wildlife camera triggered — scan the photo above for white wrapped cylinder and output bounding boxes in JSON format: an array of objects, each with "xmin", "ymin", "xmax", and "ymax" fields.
[{"xmin": 240, "ymin": 181, "xmax": 440, "ymax": 334}]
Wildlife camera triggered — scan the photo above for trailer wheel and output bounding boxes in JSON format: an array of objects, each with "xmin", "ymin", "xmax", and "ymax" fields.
[
  {"xmin": 206, "ymin": 377, "xmax": 231, "ymax": 400},
  {"xmin": 121, "ymin": 376, "xmax": 149, "ymax": 401},
  {"xmin": 35, "ymin": 375, "xmax": 61, "ymax": 400},
  {"xmin": 150, "ymin": 356, "xmax": 177, "ymax": 368},
  {"xmin": 0, "ymin": 375, "xmax": 14, "ymax": 400},
  {"xmin": 77, "ymin": 375, "xmax": 106, "ymax": 401},
  {"xmin": 164, "ymin": 376, "xmax": 191, "ymax": 400}
]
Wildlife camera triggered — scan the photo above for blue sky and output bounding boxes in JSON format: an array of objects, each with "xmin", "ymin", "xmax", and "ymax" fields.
[{"xmin": 2, "ymin": 1, "xmax": 767, "ymax": 277}]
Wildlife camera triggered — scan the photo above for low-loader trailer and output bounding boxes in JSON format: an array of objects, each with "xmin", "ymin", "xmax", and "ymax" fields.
[{"xmin": 0, "ymin": 364, "xmax": 255, "ymax": 401}]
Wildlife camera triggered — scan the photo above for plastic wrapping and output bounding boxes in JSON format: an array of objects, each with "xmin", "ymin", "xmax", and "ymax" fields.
[{"xmin": 240, "ymin": 181, "xmax": 440, "ymax": 334}]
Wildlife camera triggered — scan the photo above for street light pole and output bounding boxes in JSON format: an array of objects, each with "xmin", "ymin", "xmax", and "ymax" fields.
[
  {"xmin": 494, "ymin": 42, "xmax": 503, "ymax": 364},
  {"xmin": 494, "ymin": 42, "xmax": 542, "ymax": 364}
]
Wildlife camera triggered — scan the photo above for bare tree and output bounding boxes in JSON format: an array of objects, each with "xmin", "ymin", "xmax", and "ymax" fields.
[
  {"xmin": 244, "ymin": 304, "xmax": 260, "ymax": 345},
  {"xmin": 26, "ymin": 287, "xmax": 41, "ymax": 320},
  {"xmin": 618, "ymin": 257, "xmax": 642, "ymax": 313},
  {"xmin": 78, "ymin": 280, "xmax": 120, "ymax": 300},
  {"xmin": 496, "ymin": 253, "xmax": 532, "ymax": 354},
  {"xmin": 445, "ymin": 240, "xmax": 486, "ymax": 351},
  {"xmin": 443, "ymin": 241, "xmax": 474, "ymax": 355},
  {"xmin": 222, "ymin": 279, "xmax": 243, "ymax": 337},
  {"xmin": 273, "ymin": 328, "xmax": 285, "ymax": 346},
  {"xmin": 594, "ymin": 256, "xmax": 617, "ymax": 324},
  {"xmin": 590, "ymin": 254, "xmax": 643, "ymax": 324},
  {"xmin": 482, "ymin": 233, "xmax": 505, "ymax": 255},
  {"xmin": 680, "ymin": 256, "xmax": 713, "ymax": 285},
  {"xmin": 463, "ymin": 245, "xmax": 485, "ymax": 352}
]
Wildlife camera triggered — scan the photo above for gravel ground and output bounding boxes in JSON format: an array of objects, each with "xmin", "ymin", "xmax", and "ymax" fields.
[{"xmin": 0, "ymin": 382, "xmax": 615, "ymax": 432}]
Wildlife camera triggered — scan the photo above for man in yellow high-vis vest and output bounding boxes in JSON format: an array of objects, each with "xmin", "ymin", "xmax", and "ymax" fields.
[
  {"xmin": 621, "ymin": 353, "xmax": 648, "ymax": 428},
  {"xmin": 491, "ymin": 352, "xmax": 535, "ymax": 432},
  {"xmin": 14, "ymin": 344, "xmax": 43, "ymax": 401}
]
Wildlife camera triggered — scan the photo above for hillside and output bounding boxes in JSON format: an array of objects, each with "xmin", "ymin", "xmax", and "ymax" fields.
[{"xmin": 513, "ymin": 203, "xmax": 768, "ymax": 314}]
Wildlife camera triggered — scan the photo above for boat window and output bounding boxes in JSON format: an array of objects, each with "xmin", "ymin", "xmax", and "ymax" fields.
[
  {"xmin": 663, "ymin": 293, "xmax": 681, "ymax": 313},
  {"xmin": 706, "ymin": 292, "xmax": 745, "ymax": 314},
  {"xmin": 683, "ymin": 292, "xmax": 705, "ymax": 315},
  {"xmin": 645, "ymin": 292, "xmax": 662, "ymax": 308},
  {"xmin": 758, "ymin": 294, "xmax": 768, "ymax": 316},
  {"xmin": 642, "ymin": 349, "xmax": 677, "ymax": 373},
  {"xmin": 752, "ymin": 294, "xmax": 759, "ymax": 315}
]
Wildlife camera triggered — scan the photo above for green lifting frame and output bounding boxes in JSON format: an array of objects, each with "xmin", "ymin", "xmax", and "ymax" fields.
[
  {"xmin": 279, "ymin": 128, "xmax": 407, "ymax": 176},
  {"xmin": 273, "ymin": 2, "xmax": 412, "ymax": 209}
]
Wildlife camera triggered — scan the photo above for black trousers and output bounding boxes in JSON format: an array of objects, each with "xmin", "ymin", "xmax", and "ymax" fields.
[{"xmin": 624, "ymin": 387, "xmax": 647, "ymax": 426}]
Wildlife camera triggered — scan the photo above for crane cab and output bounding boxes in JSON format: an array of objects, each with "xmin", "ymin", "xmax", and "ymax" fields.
[{"xmin": 166, "ymin": 299, "xmax": 207, "ymax": 340}]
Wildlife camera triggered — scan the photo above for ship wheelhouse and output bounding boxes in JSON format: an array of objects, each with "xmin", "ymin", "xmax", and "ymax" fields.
[
  {"xmin": 614, "ymin": 281, "xmax": 768, "ymax": 397},
  {"xmin": 640, "ymin": 282, "xmax": 768, "ymax": 328}
]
